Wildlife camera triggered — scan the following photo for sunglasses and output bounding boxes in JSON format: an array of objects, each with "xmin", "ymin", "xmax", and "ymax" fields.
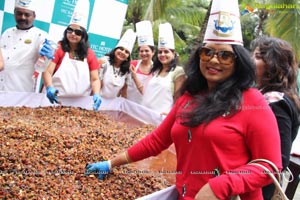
[
  {"xmin": 66, "ymin": 27, "xmax": 83, "ymax": 36},
  {"xmin": 200, "ymin": 47, "xmax": 236, "ymax": 65}
]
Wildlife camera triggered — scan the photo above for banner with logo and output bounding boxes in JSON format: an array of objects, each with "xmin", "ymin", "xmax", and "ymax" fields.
[{"xmin": 0, "ymin": 0, "xmax": 128, "ymax": 58}]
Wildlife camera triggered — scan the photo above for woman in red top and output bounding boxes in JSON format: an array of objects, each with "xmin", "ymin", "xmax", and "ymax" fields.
[
  {"xmin": 42, "ymin": 24, "xmax": 101, "ymax": 111},
  {"xmin": 85, "ymin": 0, "xmax": 282, "ymax": 199},
  {"xmin": 86, "ymin": 42, "xmax": 282, "ymax": 200}
]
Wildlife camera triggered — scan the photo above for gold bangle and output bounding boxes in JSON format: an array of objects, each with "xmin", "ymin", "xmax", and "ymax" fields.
[
  {"xmin": 124, "ymin": 152, "xmax": 130, "ymax": 164},
  {"xmin": 137, "ymin": 84, "xmax": 143, "ymax": 89}
]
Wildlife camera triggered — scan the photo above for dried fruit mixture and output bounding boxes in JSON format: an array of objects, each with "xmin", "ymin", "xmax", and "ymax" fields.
[{"xmin": 0, "ymin": 106, "xmax": 173, "ymax": 199}]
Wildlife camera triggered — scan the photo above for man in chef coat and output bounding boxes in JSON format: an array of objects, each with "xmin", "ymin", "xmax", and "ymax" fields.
[{"xmin": 0, "ymin": 0, "xmax": 53, "ymax": 92}]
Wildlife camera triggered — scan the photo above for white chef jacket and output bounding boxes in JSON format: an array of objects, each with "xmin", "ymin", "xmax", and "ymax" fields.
[{"xmin": 0, "ymin": 26, "xmax": 47, "ymax": 92}]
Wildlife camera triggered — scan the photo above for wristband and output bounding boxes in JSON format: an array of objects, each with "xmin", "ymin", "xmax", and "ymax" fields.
[
  {"xmin": 124, "ymin": 152, "xmax": 130, "ymax": 164},
  {"xmin": 108, "ymin": 160, "xmax": 112, "ymax": 171}
]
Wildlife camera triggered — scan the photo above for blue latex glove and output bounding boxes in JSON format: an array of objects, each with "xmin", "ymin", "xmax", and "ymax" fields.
[
  {"xmin": 40, "ymin": 39, "xmax": 54, "ymax": 59},
  {"xmin": 85, "ymin": 161, "xmax": 111, "ymax": 180},
  {"xmin": 93, "ymin": 94, "xmax": 102, "ymax": 111},
  {"xmin": 46, "ymin": 86, "xmax": 60, "ymax": 104}
]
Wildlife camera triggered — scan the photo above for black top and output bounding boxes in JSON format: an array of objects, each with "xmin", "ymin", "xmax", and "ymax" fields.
[{"xmin": 269, "ymin": 95, "xmax": 299, "ymax": 169}]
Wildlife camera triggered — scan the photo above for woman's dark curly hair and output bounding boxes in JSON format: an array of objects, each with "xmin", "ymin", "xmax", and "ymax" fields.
[
  {"xmin": 105, "ymin": 47, "xmax": 131, "ymax": 76},
  {"xmin": 60, "ymin": 26, "xmax": 89, "ymax": 60},
  {"xmin": 180, "ymin": 44, "xmax": 255, "ymax": 126},
  {"xmin": 250, "ymin": 36, "xmax": 300, "ymax": 111},
  {"xmin": 150, "ymin": 49, "xmax": 178, "ymax": 74}
]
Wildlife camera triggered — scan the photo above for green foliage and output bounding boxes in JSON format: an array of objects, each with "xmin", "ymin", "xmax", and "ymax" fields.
[
  {"xmin": 240, "ymin": 0, "xmax": 300, "ymax": 60},
  {"xmin": 265, "ymin": 1, "xmax": 300, "ymax": 59},
  {"xmin": 240, "ymin": 13, "xmax": 259, "ymax": 49}
]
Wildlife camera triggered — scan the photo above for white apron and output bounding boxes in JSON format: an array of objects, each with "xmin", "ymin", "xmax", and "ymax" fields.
[
  {"xmin": 127, "ymin": 60, "xmax": 152, "ymax": 104},
  {"xmin": 142, "ymin": 71, "xmax": 173, "ymax": 114},
  {"xmin": 52, "ymin": 53, "xmax": 91, "ymax": 96},
  {"xmin": 100, "ymin": 58, "xmax": 128, "ymax": 99}
]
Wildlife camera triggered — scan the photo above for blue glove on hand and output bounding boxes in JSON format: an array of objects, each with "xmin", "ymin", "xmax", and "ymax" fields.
[
  {"xmin": 85, "ymin": 161, "xmax": 111, "ymax": 180},
  {"xmin": 46, "ymin": 86, "xmax": 60, "ymax": 104},
  {"xmin": 93, "ymin": 94, "xmax": 102, "ymax": 111},
  {"xmin": 40, "ymin": 39, "xmax": 55, "ymax": 59}
]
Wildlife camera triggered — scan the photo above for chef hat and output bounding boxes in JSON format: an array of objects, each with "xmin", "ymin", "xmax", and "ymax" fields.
[
  {"xmin": 158, "ymin": 23, "xmax": 175, "ymax": 50},
  {"xmin": 15, "ymin": 0, "xmax": 37, "ymax": 12},
  {"xmin": 136, "ymin": 20, "xmax": 154, "ymax": 47},
  {"xmin": 116, "ymin": 29, "xmax": 137, "ymax": 53},
  {"xmin": 203, "ymin": 0, "xmax": 243, "ymax": 45},
  {"xmin": 69, "ymin": 0, "xmax": 90, "ymax": 29}
]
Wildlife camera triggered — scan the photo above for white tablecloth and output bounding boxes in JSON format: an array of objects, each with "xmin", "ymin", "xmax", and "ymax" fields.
[
  {"xmin": 136, "ymin": 185, "xmax": 178, "ymax": 200},
  {"xmin": 0, "ymin": 91, "xmax": 163, "ymax": 126}
]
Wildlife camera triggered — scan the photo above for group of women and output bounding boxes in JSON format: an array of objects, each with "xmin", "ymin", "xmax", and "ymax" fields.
[
  {"xmin": 43, "ymin": 20, "xmax": 185, "ymax": 116},
  {"xmin": 1, "ymin": 0, "xmax": 299, "ymax": 199}
]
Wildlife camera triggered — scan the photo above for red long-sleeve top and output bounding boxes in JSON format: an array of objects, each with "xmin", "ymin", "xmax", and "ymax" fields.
[{"xmin": 128, "ymin": 88, "xmax": 282, "ymax": 200}]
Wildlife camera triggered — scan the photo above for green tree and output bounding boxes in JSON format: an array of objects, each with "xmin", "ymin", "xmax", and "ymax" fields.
[
  {"xmin": 264, "ymin": 0, "xmax": 300, "ymax": 59},
  {"xmin": 241, "ymin": 0, "xmax": 300, "ymax": 59},
  {"xmin": 126, "ymin": 0, "xmax": 150, "ymax": 25}
]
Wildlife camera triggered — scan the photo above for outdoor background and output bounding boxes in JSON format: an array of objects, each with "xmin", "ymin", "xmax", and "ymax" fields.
[{"xmin": 124, "ymin": 0, "xmax": 300, "ymax": 65}]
